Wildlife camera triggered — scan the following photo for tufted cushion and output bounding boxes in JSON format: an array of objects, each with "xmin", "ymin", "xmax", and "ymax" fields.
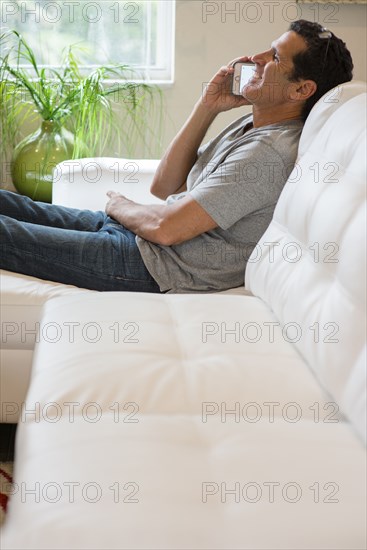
[
  {"xmin": 245, "ymin": 81, "xmax": 367, "ymax": 443},
  {"xmin": 4, "ymin": 415, "xmax": 366, "ymax": 549}
]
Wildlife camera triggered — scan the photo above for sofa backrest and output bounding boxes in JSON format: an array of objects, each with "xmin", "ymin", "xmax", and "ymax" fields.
[{"xmin": 245, "ymin": 81, "xmax": 367, "ymax": 444}]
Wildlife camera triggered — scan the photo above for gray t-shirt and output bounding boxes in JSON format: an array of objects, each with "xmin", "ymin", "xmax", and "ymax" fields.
[{"xmin": 136, "ymin": 114, "xmax": 303, "ymax": 293}]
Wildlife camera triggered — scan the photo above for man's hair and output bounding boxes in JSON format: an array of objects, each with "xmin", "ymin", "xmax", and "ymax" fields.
[{"xmin": 289, "ymin": 20, "xmax": 353, "ymax": 121}]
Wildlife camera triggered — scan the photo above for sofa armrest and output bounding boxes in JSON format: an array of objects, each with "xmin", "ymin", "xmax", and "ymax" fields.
[{"xmin": 52, "ymin": 157, "xmax": 162, "ymax": 210}]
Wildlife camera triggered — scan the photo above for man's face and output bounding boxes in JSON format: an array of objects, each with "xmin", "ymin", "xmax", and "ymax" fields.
[{"xmin": 242, "ymin": 31, "xmax": 308, "ymax": 106}]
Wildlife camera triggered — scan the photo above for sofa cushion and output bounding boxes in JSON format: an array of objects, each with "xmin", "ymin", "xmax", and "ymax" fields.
[
  {"xmin": 0, "ymin": 269, "xmax": 248, "ymax": 423},
  {"xmin": 21, "ymin": 292, "xmax": 332, "ymax": 416},
  {"xmin": 2, "ymin": 415, "xmax": 366, "ymax": 550},
  {"xmin": 245, "ymin": 81, "xmax": 367, "ymax": 442}
]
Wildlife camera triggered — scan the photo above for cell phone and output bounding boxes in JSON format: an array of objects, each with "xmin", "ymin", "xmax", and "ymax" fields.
[{"xmin": 231, "ymin": 62, "xmax": 255, "ymax": 96}]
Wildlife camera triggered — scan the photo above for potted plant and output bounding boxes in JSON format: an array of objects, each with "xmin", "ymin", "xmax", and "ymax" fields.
[{"xmin": 0, "ymin": 29, "xmax": 163, "ymax": 202}]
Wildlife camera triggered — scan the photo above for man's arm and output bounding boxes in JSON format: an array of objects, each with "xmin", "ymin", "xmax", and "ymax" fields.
[
  {"xmin": 150, "ymin": 58, "xmax": 251, "ymax": 200},
  {"xmin": 150, "ymin": 105, "xmax": 216, "ymax": 200},
  {"xmin": 105, "ymin": 191, "xmax": 218, "ymax": 246}
]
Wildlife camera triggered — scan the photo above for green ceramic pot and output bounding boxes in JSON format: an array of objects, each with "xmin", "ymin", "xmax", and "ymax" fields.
[{"xmin": 11, "ymin": 120, "xmax": 74, "ymax": 203}]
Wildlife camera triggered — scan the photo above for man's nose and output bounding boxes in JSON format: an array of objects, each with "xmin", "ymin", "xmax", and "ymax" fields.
[{"xmin": 251, "ymin": 49, "xmax": 272, "ymax": 65}]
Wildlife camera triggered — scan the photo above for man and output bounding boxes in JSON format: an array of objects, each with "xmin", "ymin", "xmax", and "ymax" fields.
[{"xmin": 0, "ymin": 20, "xmax": 353, "ymax": 293}]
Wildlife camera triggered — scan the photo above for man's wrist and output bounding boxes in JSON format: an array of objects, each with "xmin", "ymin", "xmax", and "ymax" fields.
[{"xmin": 193, "ymin": 100, "xmax": 219, "ymax": 127}]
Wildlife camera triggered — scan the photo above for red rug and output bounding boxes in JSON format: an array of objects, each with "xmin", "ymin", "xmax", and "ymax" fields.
[{"xmin": 0, "ymin": 463, "xmax": 13, "ymax": 526}]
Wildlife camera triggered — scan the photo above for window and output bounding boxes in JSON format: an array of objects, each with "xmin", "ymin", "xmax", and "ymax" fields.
[{"xmin": 2, "ymin": 0, "xmax": 175, "ymax": 82}]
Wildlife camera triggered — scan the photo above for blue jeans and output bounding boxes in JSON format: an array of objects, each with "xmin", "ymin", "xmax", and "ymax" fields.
[{"xmin": 0, "ymin": 190, "xmax": 161, "ymax": 292}]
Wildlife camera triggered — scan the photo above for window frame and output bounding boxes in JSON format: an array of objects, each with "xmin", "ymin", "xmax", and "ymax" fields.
[{"xmin": 4, "ymin": 0, "xmax": 176, "ymax": 85}]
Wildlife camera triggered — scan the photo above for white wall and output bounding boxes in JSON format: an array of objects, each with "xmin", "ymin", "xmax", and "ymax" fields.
[{"xmin": 161, "ymin": 0, "xmax": 367, "ymax": 152}]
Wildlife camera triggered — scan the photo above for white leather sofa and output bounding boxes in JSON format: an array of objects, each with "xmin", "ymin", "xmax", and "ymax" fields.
[{"xmin": 1, "ymin": 81, "xmax": 366, "ymax": 549}]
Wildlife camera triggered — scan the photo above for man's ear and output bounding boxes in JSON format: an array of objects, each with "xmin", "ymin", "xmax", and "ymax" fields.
[{"xmin": 289, "ymin": 79, "xmax": 317, "ymax": 101}]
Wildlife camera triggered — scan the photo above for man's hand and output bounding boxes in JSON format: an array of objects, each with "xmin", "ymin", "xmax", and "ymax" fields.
[
  {"xmin": 200, "ymin": 56, "xmax": 252, "ymax": 116},
  {"xmin": 150, "ymin": 56, "xmax": 253, "ymax": 201},
  {"xmin": 105, "ymin": 190, "xmax": 130, "ymax": 220}
]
